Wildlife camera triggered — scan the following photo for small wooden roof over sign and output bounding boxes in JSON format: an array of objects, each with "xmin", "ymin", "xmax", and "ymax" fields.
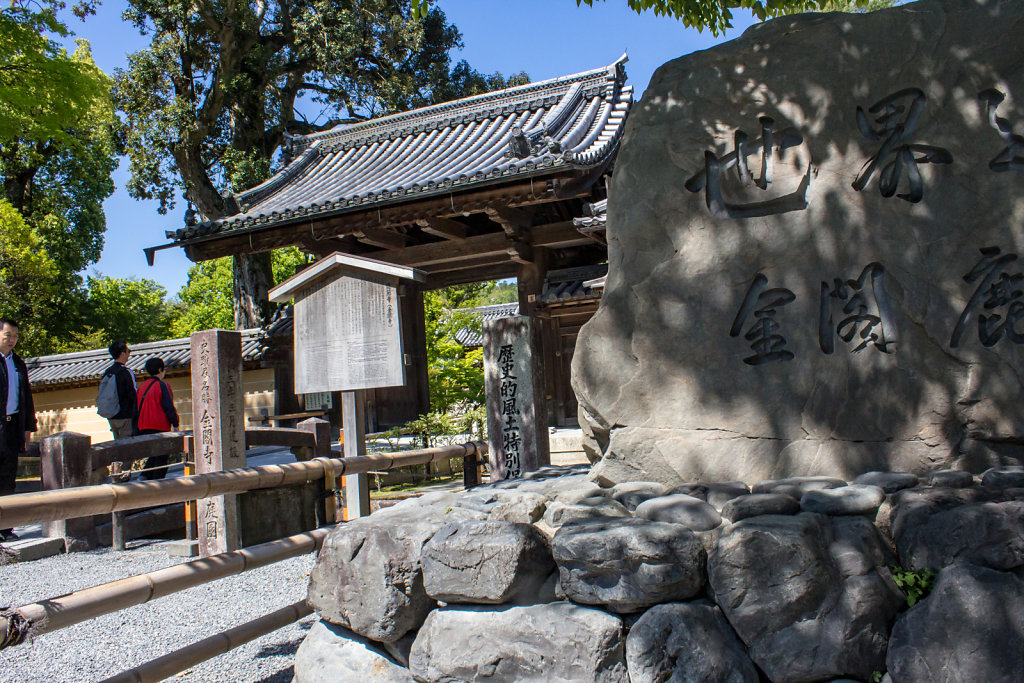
[{"xmin": 269, "ymin": 251, "xmax": 426, "ymax": 303}]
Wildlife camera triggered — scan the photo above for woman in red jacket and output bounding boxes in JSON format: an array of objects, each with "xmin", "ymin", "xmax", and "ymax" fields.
[{"xmin": 136, "ymin": 357, "xmax": 180, "ymax": 480}]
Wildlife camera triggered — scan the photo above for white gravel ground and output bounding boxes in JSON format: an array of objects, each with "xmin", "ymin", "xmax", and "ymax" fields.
[{"xmin": 0, "ymin": 540, "xmax": 316, "ymax": 683}]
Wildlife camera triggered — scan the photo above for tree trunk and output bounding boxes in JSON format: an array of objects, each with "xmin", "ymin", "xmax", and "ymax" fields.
[{"xmin": 232, "ymin": 252, "xmax": 274, "ymax": 329}]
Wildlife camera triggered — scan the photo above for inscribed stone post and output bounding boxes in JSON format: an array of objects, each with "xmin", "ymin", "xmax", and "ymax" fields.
[
  {"xmin": 190, "ymin": 329, "xmax": 245, "ymax": 556},
  {"xmin": 484, "ymin": 316, "xmax": 549, "ymax": 480}
]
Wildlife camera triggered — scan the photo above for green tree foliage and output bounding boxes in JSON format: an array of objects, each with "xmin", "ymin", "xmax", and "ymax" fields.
[
  {"xmin": 84, "ymin": 275, "xmax": 176, "ymax": 344},
  {"xmin": 0, "ymin": 1, "xmax": 119, "ymax": 354},
  {"xmin": 171, "ymin": 247, "xmax": 309, "ymax": 336},
  {"xmin": 422, "ymin": 281, "xmax": 518, "ymax": 411},
  {"xmin": 471, "ymin": 280, "xmax": 517, "ymax": 306},
  {"xmin": 424, "ymin": 284, "xmax": 487, "ymax": 414},
  {"xmin": 0, "ymin": 199, "xmax": 59, "ymax": 353},
  {"xmin": 0, "ymin": 1, "xmax": 104, "ymax": 144},
  {"xmin": 817, "ymin": 0, "xmax": 897, "ymax": 11}
]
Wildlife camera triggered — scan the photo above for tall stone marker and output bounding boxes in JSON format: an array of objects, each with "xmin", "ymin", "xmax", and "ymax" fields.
[
  {"xmin": 574, "ymin": 0, "xmax": 1024, "ymax": 485},
  {"xmin": 269, "ymin": 252, "xmax": 425, "ymax": 518},
  {"xmin": 190, "ymin": 329, "xmax": 245, "ymax": 556},
  {"xmin": 484, "ymin": 316, "xmax": 549, "ymax": 480}
]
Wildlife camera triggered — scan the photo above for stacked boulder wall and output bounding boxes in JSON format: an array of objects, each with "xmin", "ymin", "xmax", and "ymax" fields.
[
  {"xmin": 298, "ymin": 464, "xmax": 1024, "ymax": 680},
  {"xmin": 573, "ymin": 0, "xmax": 1024, "ymax": 486}
]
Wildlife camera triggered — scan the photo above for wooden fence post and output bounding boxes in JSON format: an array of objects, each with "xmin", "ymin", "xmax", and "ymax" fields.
[
  {"xmin": 40, "ymin": 431, "xmax": 97, "ymax": 551},
  {"xmin": 298, "ymin": 418, "xmax": 335, "ymax": 524}
]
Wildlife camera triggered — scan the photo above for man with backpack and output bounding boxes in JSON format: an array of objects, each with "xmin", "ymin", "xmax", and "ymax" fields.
[{"xmin": 98, "ymin": 340, "xmax": 137, "ymax": 439}]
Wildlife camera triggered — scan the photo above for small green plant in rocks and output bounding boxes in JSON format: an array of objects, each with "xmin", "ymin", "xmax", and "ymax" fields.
[{"xmin": 891, "ymin": 567, "xmax": 936, "ymax": 607}]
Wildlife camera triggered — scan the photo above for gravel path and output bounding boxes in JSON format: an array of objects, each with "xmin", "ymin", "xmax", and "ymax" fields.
[{"xmin": 0, "ymin": 540, "xmax": 316, "ymax": 683}]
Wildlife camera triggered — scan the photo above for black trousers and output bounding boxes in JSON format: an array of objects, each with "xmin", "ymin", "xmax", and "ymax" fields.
[
  {"xmin": 137, "ymin": 429, "xmax": 170, "ymax": 480},
  {"xmin": 0, "ymin": 416, "xmax": 21, "ymax": 535},
  {"xmin": 0, "ymin": 416, "xmax": 21, "ymax": 497}
]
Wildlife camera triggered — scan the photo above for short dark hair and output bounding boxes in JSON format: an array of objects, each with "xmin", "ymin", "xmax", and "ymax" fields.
[
  {"xmin": 109, "ymin": 340, "xmax": 129, "ymax": 359},
  {"xmin": 0, "ymin": 318, "xmax": 19, "ymax": 331},
  {"xmin": 144, "ymin": 357, "xmax": 165, "ymax": 376}
]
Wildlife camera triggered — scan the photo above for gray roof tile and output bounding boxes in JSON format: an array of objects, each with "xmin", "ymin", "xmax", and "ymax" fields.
[
  {"xmin": 171, "ymin": 58, "xmax": 632, "ymax": 241},
  {"xmin": 23, "ymin": 316, "xmax": 293, "ymax": 388}
]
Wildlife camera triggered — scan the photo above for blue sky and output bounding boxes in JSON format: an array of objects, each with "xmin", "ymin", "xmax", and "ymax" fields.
[{"xmin": 62, "ymin": 0, "xmax": 757, "ymax": 295}]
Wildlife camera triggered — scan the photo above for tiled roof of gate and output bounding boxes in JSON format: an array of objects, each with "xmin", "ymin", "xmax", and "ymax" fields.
[
  {"xmin": 168, "ymin": 57, "xmax": 632, "ymax": 242},
  {"xmin": 454, "ymin": 303, "xmax": 520, "ymax": 347},
  {"xmin": 23, "ymin": 316, "xmax": 293, "ymax": 388},
  {"xmin": 539, "ymin": 264, "xmax": 607, "ymax": 304},
  {"xmin": 573, "ymin": 198, "xmax": 607, "ymax": 230}
]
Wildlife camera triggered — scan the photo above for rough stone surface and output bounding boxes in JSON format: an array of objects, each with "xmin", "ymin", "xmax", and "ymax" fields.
[
  {"xmin": 542, "ymin": 497, "xmax": 631, "ymax": 528},
  {"xmin": 611, "ymin": 480, "xmax": 669, "ymax": 510},
  {"xmin": 293, "ymin": 620, "xmax": 414, "ymax": 683},
  {"xmin": 634, "ymin": 493, "xmax": 723, "ymax": 530},
  {"xmin": 573, "ymin": 0, "xmax": 1024, "ymax": 486},
  {"xmin": 892, "ymin": 499, "xmax": 1024, "ymax": 571},
  {"xmin": 708, "ymin": 513, "xmax": 903, "ymax": 681},
  {"xmin": 486, "ymin": 491, "xmax": 548, "ymax": 524},
  {"xmin": 800, "ymin": 484, "xmax": 886, "ymax": 516},
  {"xmin": 981, "ymin": 466, "xmax": 1024, "ymax": 490},
  {"xmin": 672, "ymin": 482, "xmax": 751, "ymax": 511},
  {"xmin": 721, "ymin": 493, "xmax": 800, "ymax": 521},
  {"xmin": 853, "ymin": 471, "xmax": 920, "ymax": 493},
  {"xmin": 552, "ymin": 517, "xmax": 705, "ymax": 613},
  {"xmin": 421, "ymin": 519, "xmax": 554, "ymax": 604},
  {"xmin": 887, "ymin": 564, "xmax": 1024, "ymax": 682},
  {"xmin": 408, "ymin": 603, "xmax": 628, "ymax": 683},
  {"xmin": 306, "ymin": 506, "xmax": 482, "ymax": 642},
  {"xmin": 924, "ymin": 470, "xmax": 975, "ymax": 488},
  {"xmin": 625, "ymin": 602, "xmax": 759, "ymax": 683},
  {"xmin": 752, "ymin": 476, "xmax": 847, "ymax": 498}
]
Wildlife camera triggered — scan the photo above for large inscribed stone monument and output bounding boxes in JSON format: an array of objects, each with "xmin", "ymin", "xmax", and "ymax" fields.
[{"xmin": 575, "ymin": 0, "xmax": 1024, "ymax": 485}]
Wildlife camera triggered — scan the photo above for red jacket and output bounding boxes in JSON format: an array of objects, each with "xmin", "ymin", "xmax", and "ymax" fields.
[{"xmin": 136, "ymin": 378, "xmax": 179, "ymax": 432}]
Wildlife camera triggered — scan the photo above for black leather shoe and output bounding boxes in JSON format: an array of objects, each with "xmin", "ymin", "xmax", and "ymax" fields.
[{"xmin": 0, "ymin": 530, "xmax": 18, "ymax": 542}]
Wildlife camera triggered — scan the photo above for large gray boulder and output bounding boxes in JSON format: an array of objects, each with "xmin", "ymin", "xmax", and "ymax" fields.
[
  {"xmin": 421, "ymin": 519, "xmax": 554, "ymax": 604},
  {"xmin": 551, "ymin": 517, "xmax": 706, "ymax": 613},
  {"xmin": 708, "ymin": 513, "xmax": 903, "ymax": 681},
  {"xmin": 574, "ymin": 0, "xmax": 1024, "ymax": 486},
  {"xmin": 293, "ymin": 620, "xmax": 414, "ymax": 683},
  {"xmin": 307, "ymin": 506, "xmax": 481, "ymax": 642},
  {"xmin": 887, "ymin": 564, "xmax": 1024, "ymax": 682},
  {"xmin": 892, "ymin": 499, "xmax": 1024, "ymax": 571},
  {"xmin": 408, "ymin": 603, "xmax": 628, "ymax": 682},
  {"xmin": 626, "ymin": 602, "xmax": 759, "ymax": 683}
]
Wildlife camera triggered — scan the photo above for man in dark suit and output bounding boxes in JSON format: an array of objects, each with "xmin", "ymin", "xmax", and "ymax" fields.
[{"xmin": 0, "ymin": 318, "xmax": 37, "ymax": 541}]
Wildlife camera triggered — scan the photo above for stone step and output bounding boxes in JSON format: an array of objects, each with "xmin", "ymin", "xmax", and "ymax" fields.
[{"xmin": 0, "ymin": 536, "xmax": 65, "ymax": 563}]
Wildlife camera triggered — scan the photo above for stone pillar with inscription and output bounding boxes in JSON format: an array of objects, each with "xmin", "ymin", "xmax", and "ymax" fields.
[
  {"xmin": 483, "ymin": 316, "xmax": 550, "ymax": 481},
  {"xmin": 190, "ymin": 329, "xmax": 246, "ymax": 556}
]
